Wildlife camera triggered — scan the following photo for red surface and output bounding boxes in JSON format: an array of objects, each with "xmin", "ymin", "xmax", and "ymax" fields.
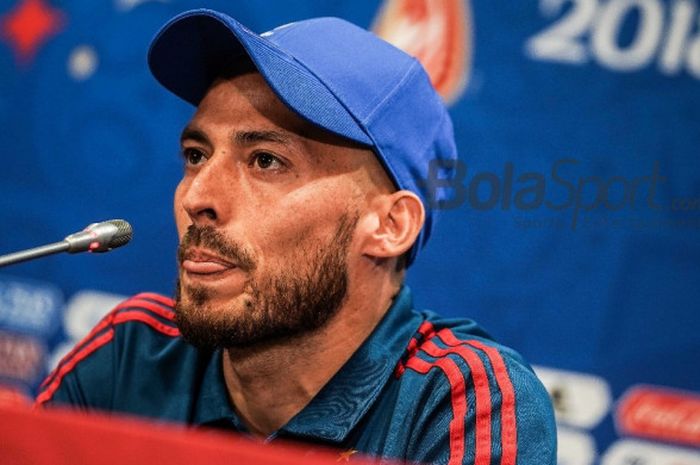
[{"xmin": 0, "ymin": 404, "xmax": 374, "ymax": 465}]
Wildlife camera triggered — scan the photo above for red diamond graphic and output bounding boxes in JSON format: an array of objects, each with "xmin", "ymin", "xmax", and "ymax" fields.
[{"xmin": 1, "ymin": 0, "xmax": 65, "ymax": 66}]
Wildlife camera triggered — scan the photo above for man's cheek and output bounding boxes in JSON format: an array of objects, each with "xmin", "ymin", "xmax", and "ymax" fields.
[{"xmin": 173, "ymin": 202, "xmax": 189, "ymax": 237}]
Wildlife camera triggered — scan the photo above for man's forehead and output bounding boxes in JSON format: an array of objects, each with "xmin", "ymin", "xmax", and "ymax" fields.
[{"xmin": 192, "ymin": 72, "xmax": 371, "ymax": 150}]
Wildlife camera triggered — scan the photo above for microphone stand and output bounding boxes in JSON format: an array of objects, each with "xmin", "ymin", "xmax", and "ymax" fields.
[{"xmin": 0, "ymin": 219, "xmax": 132, "ymax": 268}]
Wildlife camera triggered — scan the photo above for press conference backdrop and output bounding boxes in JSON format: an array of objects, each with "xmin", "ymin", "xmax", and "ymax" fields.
[{"xmin": 0, "ymin": 0, "xmax": 698, "ymax": 463}]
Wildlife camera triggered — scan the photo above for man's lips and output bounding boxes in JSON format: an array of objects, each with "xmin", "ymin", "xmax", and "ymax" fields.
[{"xmin": 181, "ymin": 249, "xmax": 238, "ymax": 275}]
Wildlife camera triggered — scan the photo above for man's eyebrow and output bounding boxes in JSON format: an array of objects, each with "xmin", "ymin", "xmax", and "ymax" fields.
[
  {"xmin": 179, "ymin": 127, "xmax": 294, "ymax": 148},
  {"xmin": 180, "ymin": 126, "xmax": 209, "ymax": 145},
  {"xmin": 234, "ymin": 130, "xmax": 291, "ymax": 146}
]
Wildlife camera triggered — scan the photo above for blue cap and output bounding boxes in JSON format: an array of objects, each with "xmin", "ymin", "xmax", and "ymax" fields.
[{"xmin": 148, "ymin": 9, "xmax": 457, "ymax": 266}]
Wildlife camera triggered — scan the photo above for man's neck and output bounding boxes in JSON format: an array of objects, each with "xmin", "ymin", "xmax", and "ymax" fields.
[{"xmin": 221, "ymin": 275, "xmax": 401, "ymax": 438}]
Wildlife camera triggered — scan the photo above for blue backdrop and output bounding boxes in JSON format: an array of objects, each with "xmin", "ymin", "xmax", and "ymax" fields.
[{"xmin": 1, "ymin": 1, "xmax": 699, "ymax": 463}]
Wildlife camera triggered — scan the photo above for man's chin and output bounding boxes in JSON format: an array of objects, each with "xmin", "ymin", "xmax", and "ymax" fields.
[
  {"xmin": 173, "ymin": 298, "xmax": 233, "ymax": 350},
  {"xmin": 173, "ymin": 286, "xmax": 259, "ymax": 349}
]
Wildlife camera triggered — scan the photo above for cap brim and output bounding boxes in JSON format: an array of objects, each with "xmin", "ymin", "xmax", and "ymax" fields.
[{"xmin": 148, "ymin": 9, "xmax": 372, "ymax": 145}]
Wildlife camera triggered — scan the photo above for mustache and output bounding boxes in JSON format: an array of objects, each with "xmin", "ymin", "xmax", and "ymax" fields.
[{"xmin": 177, "ymin": 225, "xmax": 255, "ymax": 271}]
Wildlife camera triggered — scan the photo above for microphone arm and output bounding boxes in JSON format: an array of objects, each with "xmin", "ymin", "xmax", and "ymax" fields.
[
  {"xmin": 0, "ymin": 241, "xmax": 70, "ymax": 267},
  {"xmin": 0, "ymin": 219, "xmax": 133, "ymax": 268}
]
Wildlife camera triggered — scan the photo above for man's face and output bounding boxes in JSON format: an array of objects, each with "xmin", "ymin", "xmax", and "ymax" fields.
[{"xmin": 173, "ymin": 72, "xmax": 380, "ymax": 350}]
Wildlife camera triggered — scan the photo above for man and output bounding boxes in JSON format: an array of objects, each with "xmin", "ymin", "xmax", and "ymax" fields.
[{"xmin": 36, "ymin": 9, "xmax": 556, "ymax": 465}]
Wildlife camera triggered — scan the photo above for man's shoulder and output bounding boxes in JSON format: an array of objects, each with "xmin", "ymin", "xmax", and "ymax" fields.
[
  {"xmin": 101, "ymin": 292, "xmax": 180, "ymax": 337},
  {"xmin": 58, "ymin": 291, "xmax": 182, "ymax": 356},
  {"xmin": 387, "ymin": 310, "xmax": 557, "ymax": 464},
  {"xmin": 395, "ymin": 310, "xmax": 523, "ymax": 379},
  {"xmin": 67, "ymin": 292, "xmax": 183, "ymax": 350},
  {"xmin": 35, "ymin": 292, "xmax": 193, "ymax": 408},
  {"xmin": 397, "ymin": 310, "xmax": 551, "ymax": 406}
]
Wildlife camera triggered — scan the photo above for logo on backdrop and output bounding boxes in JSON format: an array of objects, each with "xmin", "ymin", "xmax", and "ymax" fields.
[
  {"xmin": 0, "ymin": 276, "xmax": 63, "ymax": 393},
  {"xmin": 534, "ymin": 366, "xmax": 612, "ymax": 429},
  {"xmin": 48, "ymin": 290, "xmax": 126, "ymax": 371},
  {"xmin": 419, "ymin": 158, "xmax": 700, "ymax": 231},
  {"xmin": 601, "ymin": 439, "xmax": 700, "ymax": 465},
  {"xmin": 616, "ymin": 385, "xmax": 700, "ymax": 448},
  {"xmin": 556, "ymin": 427, "xmax": 597, "ymax": 465},
  {"xmin": 526, "ymin": 0, "xmax": 700, "ymax": 79},
  {"xmin": 533, "ymin": 366, "xmax": 612, "ymax": 465},
  {"xmin": 372, "ymin": 0, "xmax": 472, "ymax": 104}
]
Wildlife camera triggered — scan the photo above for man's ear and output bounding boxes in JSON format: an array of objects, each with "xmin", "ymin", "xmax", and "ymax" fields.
[{"xmin": 359, "ymin": 190, "xmax": 425, "ymax": 260}]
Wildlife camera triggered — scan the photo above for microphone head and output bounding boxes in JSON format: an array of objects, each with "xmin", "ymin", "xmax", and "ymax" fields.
[
  {"xmin": 103, "ymin": 219, "xmax": 133, "ymax": 249},
  {"xmin": 64, "ymin": 219, "xmax": 133, "ymax": 253}
]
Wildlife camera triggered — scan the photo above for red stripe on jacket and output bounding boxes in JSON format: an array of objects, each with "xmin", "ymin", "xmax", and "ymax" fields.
[
  {"xmin": 421, "ymin": 335, "xmax": 492, "ymax": 465},
  {"xmin": 405, "ymin": 355, "xmax": 467, "ymax": 465},
  {"xmin": 132, "ymin": 292, "xmax": 176, "ymax": 308},
  {"xmin": 400, "ymin": 324, "xmax": 519, "ymax": 465},
  {"xmin": 440, "ymin": 330, "xmax": 518, "ymax": 465},
  {"xmin": 35, "ymin": 329, "xmax": 115, "ymax": 406},
  {"xmin": 394, "ymin": 321, "xmax": 436, "ymax": 378}
]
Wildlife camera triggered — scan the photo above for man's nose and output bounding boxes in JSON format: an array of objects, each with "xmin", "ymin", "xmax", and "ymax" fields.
[{"xmin": 180, "ymin": 160, "xmax": 232, "ymax": 226}]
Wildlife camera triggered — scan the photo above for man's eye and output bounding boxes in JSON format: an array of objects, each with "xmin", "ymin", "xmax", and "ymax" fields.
[
  {"xmin": 253, "ymin": 152, "xmax": 284, "ymax": 170},
  {"xmin": 182, "ymin": 148, "xmax": 205, "ymax": 165}
]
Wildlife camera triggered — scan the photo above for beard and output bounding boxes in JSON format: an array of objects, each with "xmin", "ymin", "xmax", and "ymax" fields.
[{"xmin": 174, "ymin": 213, "xmax": 358, "ymax": 351}]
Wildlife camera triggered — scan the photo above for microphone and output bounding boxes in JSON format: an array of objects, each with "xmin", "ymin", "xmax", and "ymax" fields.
[{"xmin": 0, "ymin": 219, "xmax": 133, "ymax": 268}]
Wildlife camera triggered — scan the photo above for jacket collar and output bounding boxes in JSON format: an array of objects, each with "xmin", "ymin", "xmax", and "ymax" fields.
[
  {"xmin": 192, "ymin": 286, "xmax": 422, "ymax": 442},
  {"xmin": 279, "ymin": 286, "xmax": 422, "ymax": 442}
]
